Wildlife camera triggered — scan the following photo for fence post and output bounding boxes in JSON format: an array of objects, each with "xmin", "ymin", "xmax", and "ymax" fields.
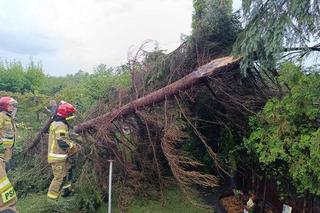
[{"xmin": 108, "ymin": 160, "xmax": 114, "ymax": 213}]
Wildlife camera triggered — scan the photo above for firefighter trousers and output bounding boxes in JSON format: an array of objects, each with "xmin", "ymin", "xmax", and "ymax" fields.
[
  {"xmin": 47, "ymin": 161, "xmax": 71, "ymax": 200},
  {"xmin": 0, "ymin": 159, "xmax": 17, "ymax": 213}
]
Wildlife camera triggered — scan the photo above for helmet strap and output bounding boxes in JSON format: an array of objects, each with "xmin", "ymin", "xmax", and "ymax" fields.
[{"xmin": 66, "ymin": 115, "xmax": 75, "ymax": 121}]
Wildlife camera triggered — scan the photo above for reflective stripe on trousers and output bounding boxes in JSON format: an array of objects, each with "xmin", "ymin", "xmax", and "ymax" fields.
[
  {"xmin": 47, "ymin": 191, "xmax": 59, "ymax": 199},
  {"xmin": 0, "ymin": 176, "xmax": 12, "ymax": 193},
  {"xmin": 0, "ymin": 159, "xmax": 17, "ymax": 211},
  {"xmin": 48, "ymin": 153, "xmax": 68, "ymax": 161},
  {"xmin": 1, "ymin": 141, "xmax": 14, "ymax": 146}
]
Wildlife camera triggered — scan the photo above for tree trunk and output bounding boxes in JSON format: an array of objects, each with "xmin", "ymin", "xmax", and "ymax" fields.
[
  {"xmin": 26, "ymin": 56, "xmax": 241, "ymax": 149},
  {"xmin": 25, "ymin": 117, "xmax": 52, "ymax": 150},
  {"xmin": 302, "ymin": 193, "xmax": 308, "ymax": 213},
  {"xmin": 262, "ymin": 176, "xmax": 267, "ymax": 212},
  {"xmin": 75, "ymin": 56, "xmax": 241, "ymax": 133}
]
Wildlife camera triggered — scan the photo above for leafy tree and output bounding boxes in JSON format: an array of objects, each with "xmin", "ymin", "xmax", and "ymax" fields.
[
  {"xmin": 24, "ymin": 61, "xmax": 45, "ymax": 93},
  {"xmin": 39, "ymin": 70, "xmax": 89, "ymax": 96},
  {"xmin": 0, "ymin": 60, "xmax": 45, "ymax": 93},
  {"xmin": 83, "ymin": 65, "xmax": 131, "ymax": 102},
  {"xmin": 245, "ymin": 63, "xmax": 320, "ymax": 196},
  {"xmin": 55, "ymin": 65, "xmax": 131, "ymax": 113},
  {"xmin": 233, "ymin": 0, "xmax": 320, "ymax": 73},
  {"xmin": 0, "ymin": 61, "xmax": 25, "ymax": 92},
  {"xmin": 39, "ymin": 76, "xmax": 65, "ymax": 96},
  {"xmin": 56, "ymin": 84, "xmax": 90, "ymax": 112}
]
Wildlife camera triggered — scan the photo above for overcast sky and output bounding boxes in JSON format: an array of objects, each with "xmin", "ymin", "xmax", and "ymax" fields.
[{"xmin": 0, "ymin": 0, "xmax": 242, "ymax": 76}]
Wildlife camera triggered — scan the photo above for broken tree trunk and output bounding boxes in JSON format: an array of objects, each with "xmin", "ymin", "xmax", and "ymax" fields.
[
  {"xmin": 26, "ymin": 117, "xmax": 52, "ymax": 150},
  {"xmin": 75, "ymin": 56, "xmax": 240, "ymax": 133},
  {"xmin": 26, "ymin": 56, "xmax": 240, "ymax": 149}
]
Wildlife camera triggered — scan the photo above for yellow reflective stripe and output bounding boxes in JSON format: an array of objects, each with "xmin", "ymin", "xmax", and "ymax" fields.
[
  {"xmin": 49, "ymin": 124, "xmax": 58, "ymax": 153},
  {"xmin": 0, "ymin": 181, "xmax": 10, "ymax": 192},
  {"xmin": 50, "ymin": 140, "xmax": 55, "ymax": 154},
  {"xmin": 48, "ymin": 153, "xmax": 67, "ymax": 158},
  {"xmin": 66, "ymin": 115, "xmax": 75, "ymax": 121},
  {"xmin": 0, "ymin": 138, "xmax": 14, "ymax": 145},
  {"xmin": 48, "ymin": 156, "xmax": 66, "ymax": 161},
  {"xmin": 48, "ymin": 153, "xmax": 68, "ymax": 161},
  {"xmin": 0, "ymin": 176, "xmax": 12, "ymax": 193},
  {"xmin": 50, "ymin": 123, "xmax": 57, "ymax": 130},
  {"xmin": 62, "ymin": 183, "xmax": 71, "ymax": 189},
  {"xmin": 0, "ymin": 176, "xmax": 6, "ymax": 183},
  {"xmin": 47, "ymin": 191, "xmax": 59, "ymax": 199},
  {"xmin": 55, "ymin": 130, "xmax": 67, "ymax": 134},
  {"xmin": 2, "ymin": 141, "xmax": 14, "ymax": 145},
  {"xmin": 48, "ymin": 156, "xmax": 67, "ymax": 161},
  {"xmin": 68, "ymin": 142, "xmax": 74, "ymax": 149}
]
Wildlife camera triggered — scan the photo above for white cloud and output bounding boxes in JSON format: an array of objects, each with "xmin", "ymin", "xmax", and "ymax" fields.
[
  {"xmin": 28, "ymin": 0, "xmax": 193, "ymax": 74},
  {"xmin": 0, "ymin": 0, "xmax": 242, "ymax": 75}
]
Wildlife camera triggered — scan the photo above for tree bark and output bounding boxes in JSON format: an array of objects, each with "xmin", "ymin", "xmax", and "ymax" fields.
[
  {"xmin": 75, "ymin": 56, "xmax": 241, "ymax": 133},
  {"xmin": 262, "ymin": 176, "xmax": 267, "ymax": 212},
  {"xmin": 26, "ymin": 117, "xmax": 52, "ymax": 150}
]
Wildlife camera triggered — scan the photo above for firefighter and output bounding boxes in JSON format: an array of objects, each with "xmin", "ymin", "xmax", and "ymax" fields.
[
  {"xmin": 44, "ymin": 100, "xmax": 57, "ymax": 116},
  {"xmin": 0, "ymin": 96, "xmax": 18, "ymax": 212},
  {"xmin": 47, "ymin": 101, "xmax": 80, "ymax": 200}
]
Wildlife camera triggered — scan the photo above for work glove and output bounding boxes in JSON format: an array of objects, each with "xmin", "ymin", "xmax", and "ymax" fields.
[
  {"xmin": 69, "ymin": 131, "xmax": 83, "ymax": 144},
  {"xmin": 68, "ymin": 143, "xmax": 81, "ymax": 156}
]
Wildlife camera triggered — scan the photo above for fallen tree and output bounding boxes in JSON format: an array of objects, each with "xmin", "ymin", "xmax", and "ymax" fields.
[
  {"xmin": 22, "ymin": 51, "xmax": 268, "ymax": 211},
  {"xmin": 26, "ymin": 56, "xmax": 240, "ymax": 149},
  {"xmin": 23, "ymin": 55, "xmax": 246, "ymax": 211},
  {"xmin": 75, "ymin": 56, "xmax": 241, "ymax": 133}
]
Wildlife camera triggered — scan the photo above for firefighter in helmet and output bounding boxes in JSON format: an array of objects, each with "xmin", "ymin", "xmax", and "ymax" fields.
[
  {"xmin": 0, "ymin": 97, "xmax": 18, "ymax": 212},
  {"xmin": 47, "ymin": 101, "xmax": 80, "ymax": 200}
]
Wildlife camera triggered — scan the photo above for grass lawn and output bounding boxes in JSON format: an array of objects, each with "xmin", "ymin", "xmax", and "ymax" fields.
[{"xmin": 17, "ymin": 187, "xmax": 211, "ymax": 213}]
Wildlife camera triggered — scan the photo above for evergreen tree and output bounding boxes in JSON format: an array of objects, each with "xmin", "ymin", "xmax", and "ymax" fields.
[{"xmin": 233, "ymin": 0, "xmax": 320, "ymax": 74}]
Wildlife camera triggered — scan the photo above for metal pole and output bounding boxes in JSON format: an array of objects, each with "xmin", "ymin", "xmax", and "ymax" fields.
[{"xmin": 108, "ymin": 160, "xmax": 113, "ymax": 213}]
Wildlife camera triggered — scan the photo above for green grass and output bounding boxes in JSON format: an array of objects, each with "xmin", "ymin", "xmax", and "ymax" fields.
[
  {"xmin": 124, "ymin": 187, "xmax": 210, "ymax": 213},
  {"xmin": 17, "ymin": 194, "xmax": 54, "ymax": 213},
  {"xmin": 17, "ymin": 194, "xmax": 78, "ymax": 213},
  {"xmin": 17, "ymin": 187, "xmax": 211, "ymax": 213}
]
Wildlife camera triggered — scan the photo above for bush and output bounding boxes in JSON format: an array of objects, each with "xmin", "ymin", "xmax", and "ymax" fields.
[{"xmin": 245, "ymin": 63, "xmax": 320, "ymax": 196}]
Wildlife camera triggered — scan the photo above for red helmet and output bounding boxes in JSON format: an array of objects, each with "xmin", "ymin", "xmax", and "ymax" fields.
[
  {"xmin": 0, "ymin": 96, "xmax": 18, "ymax": 112},
  {"xmin": 56, "ymin": 101, "xmax": 77, "ymax": 119}
]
